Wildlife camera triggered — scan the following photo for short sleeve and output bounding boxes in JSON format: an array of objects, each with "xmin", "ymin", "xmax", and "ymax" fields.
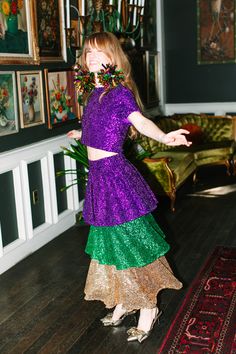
[{"xmin": 118, "ymin": 86, "xmax": 141, "ymax": 125}]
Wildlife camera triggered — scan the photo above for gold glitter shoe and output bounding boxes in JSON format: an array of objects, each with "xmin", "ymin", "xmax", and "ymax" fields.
[
  {"xmin": 100, "ymin": 310, "xmax": 137, "ymax": 327},
  {"xmin": 127, "ymin": 309, "xmax": 162, "ymax": 343}
]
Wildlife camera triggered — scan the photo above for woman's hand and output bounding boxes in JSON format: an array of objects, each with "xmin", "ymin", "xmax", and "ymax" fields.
[
  {"xmin": 162, "ymin": 129, "xmax": 192, "ymax": 147},
  {"xmin": 67, "ymin": 130, "xmax": 82, "ymax": 140}
]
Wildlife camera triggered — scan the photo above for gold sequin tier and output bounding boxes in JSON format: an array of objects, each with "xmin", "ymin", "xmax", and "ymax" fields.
[{"xmin": 84, "ymin": 257, "xmax": 183, "ymax": 311}]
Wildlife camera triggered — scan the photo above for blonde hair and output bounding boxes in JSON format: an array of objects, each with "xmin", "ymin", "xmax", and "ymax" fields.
[{"xmin": 81, "ymin": 32, "xmax": 142, "ymax": 139}]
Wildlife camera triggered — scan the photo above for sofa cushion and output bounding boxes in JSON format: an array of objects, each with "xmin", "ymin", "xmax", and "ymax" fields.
[
  {"xmin": 151, "ymin": 151, "xmax": 195, "ymax": 187},
  {"xmin": 172, "ymin": 114, "xmax": 235, "ymax": 142},
  {"xmin": 194, "ymin": 146, "xmax": 234, "ymax": 166},
  {"xmin": 181, "ymin": 123, "xmax": 203, "ymax": 145}
]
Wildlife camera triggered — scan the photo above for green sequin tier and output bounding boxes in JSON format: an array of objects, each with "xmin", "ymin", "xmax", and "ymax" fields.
[{"xmin": 85, "ymin": 213, "xmax": 170, "ymax": 270}]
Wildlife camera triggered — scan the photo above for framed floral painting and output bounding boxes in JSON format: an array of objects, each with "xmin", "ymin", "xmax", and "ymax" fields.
[
  {"xmin": 36, "ymin": 0, "xmax": 67, "ymax": 62},
  {"xmin": 0, "ymin": 71, "xmax": 19, "ymax": 136},
  {"xmin": 44, "ymin": 68, "xmax": 79, "ymax": 129},
  {"xmin": 0, "ymin": 0, "xmax": 39, "ymax": 64},
  {"xmin": 17, "ymin": 71, "xmax": 45, "ymax": 128}
]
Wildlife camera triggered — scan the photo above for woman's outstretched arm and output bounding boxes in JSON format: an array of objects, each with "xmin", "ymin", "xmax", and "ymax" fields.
[{"xmin": 128, "ymin": 111, "xmax": 192, "ymax": 147}]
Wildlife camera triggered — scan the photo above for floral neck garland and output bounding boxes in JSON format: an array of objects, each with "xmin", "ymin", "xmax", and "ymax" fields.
[
  {"xmin": 97, "ymin": 64, "xmax": 125, "ymax": 90},
  {"xmin": 73, "ymin": 64, "xmax": 96, "ymax": 105},
  {"xmin": 74, "ymin": 63, "xmax": 125, "ymax": 105}
]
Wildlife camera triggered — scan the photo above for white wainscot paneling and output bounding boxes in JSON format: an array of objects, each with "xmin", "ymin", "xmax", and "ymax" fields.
[{"xmin": 0, "ymin": 136, "xmax": 83, "ymax": 274}]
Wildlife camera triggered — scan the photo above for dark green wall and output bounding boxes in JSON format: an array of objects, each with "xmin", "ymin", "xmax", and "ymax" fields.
[
  {"xmin": 164, "ymin": 0, "xmax": 236, "ymax": 103},
  {"xmin": 0, "ymin": 171, "xmax": 18, "ymax": 246}
]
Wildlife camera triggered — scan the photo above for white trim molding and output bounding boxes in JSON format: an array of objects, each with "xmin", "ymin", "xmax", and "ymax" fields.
[
  {"xmin": 156, "ymin": 0, "xmax": 166, "ymax": 113},
  {"xmin": 164, "ymin": 102, "xmax": 236, "ymax": 116},
  {"xmin": 0, "ymin": 135, "xmax": 83, "ymax": 274}
]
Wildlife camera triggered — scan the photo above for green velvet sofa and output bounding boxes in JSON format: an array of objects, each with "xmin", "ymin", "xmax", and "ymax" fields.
[{"xmin": 137, "ymin": 114, "xmax": 236, "ymax": 211}]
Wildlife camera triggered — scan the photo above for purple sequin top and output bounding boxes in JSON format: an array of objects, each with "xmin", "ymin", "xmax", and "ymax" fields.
[{"xmin": 81, "ymin": 84, "xmax": 140, "ymax": 152}]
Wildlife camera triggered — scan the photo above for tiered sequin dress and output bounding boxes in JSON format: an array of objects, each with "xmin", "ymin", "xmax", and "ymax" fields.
[{"xmin": 81, "ymin": 84, "xmax": 182, "ymax": 311}]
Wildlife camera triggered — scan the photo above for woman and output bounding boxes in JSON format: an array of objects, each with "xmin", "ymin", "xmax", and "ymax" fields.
[{"xmin": 68, "ymin": 31, "xmax": 191, "ymax": 343}]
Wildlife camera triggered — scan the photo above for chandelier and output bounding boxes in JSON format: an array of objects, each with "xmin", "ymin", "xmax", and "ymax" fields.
[{"xmin": 66, "ymin": 0, "xmax": 146, "ymax": 52}]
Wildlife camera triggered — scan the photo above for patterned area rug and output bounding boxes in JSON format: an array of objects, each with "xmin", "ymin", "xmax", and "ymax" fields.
[{"xmin": 159, "ymin": 247, "xmax": 236, "ymax": 353}]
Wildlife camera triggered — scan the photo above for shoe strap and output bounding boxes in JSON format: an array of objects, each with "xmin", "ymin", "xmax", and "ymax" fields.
[{"xmin": 127, "ymin": 327, "xmax": 146, "ymax": 336}]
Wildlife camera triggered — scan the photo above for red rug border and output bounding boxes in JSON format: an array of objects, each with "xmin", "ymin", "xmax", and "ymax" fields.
[{"xmin": 158, "ymin": 245, "xmax": 236, "ymax": 353}]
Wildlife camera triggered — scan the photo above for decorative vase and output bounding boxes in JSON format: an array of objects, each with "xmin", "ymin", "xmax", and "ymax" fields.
[
  {"xmin": 7, "ymin": 15, "xmax": 18, "ymax": 35},
  {"xmin": 55, "ymin": 109, "xmax": 67, "ymax": 120},
  {"xmin": 28, "ymin": 103, "xmax": 35, "ymax": 122},
  {"xmin": 0, "ymin": 113, "xmax": 8, "ymax": 127}
]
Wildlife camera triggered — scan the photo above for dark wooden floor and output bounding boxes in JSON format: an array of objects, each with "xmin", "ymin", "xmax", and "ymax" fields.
[{"xmin": 1, "ymin": 166, "xmax": 236, "ymax": 354}]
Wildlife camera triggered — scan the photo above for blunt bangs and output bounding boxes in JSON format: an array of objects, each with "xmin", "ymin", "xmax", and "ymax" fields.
[{"xmin": 84, "ymin": 32, "xmax": 115, "ymax": 60}]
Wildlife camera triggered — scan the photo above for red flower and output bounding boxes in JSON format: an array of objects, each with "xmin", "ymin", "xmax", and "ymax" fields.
[
  {"xmin": 11, "ymin": 1, "xmax": 18, "ymax": 15},
  {"xmin": 3, "ymin": 89, "xmax": 8, "ymax": 97},
  {"xmin": 56, "ymin": 93, "xmax": 61, "ymax": 101},
  {"xmin": 58, "ymin": 105, "xmax": 63, "ymax": 113}
]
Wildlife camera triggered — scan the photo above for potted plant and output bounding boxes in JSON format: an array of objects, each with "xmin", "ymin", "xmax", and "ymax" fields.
[{"xmin": 57, "ymin": 138, "xmax": 89, "ymax": 193}]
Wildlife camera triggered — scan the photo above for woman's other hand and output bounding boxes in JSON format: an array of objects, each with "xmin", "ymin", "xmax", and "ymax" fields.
[
  {"xmin": 163, "ymin": 129, "xmax": 192, "ymax": 147},
  {"xmin": 67, "ymin": 130, "xmax": 82, "ymax": 140}
]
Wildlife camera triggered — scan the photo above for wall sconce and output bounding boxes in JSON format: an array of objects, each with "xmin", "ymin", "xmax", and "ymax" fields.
[{"xmin": 65, "ymin": 0, "xmax": 146, "ymax": 55}]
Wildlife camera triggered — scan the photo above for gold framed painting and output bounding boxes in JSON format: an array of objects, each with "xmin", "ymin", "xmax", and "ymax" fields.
[
  {"xmin": 197, "ymin": 0, "xmax": 236, "ymax": 64},
  {"xmin": 36, "ymin": 0, "xmax": 67, "ymax": 62},
  {"xmin": 0, "ymin": 0, "xmax": 39, "ymax": 65},
  {"xmin": 17, "ymin": 71, "xmax": 45, "ymax": 128},
  {"xmin": 44, "ymin": 68, "xmax": 80, "ymax": 129},
  {"xmin": 0, "ymin": 71, "xmax": 19, "ymax": 136}
]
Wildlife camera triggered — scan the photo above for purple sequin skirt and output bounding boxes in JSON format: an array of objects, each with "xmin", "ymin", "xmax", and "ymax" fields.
[{"xmin": 83, "ymin": 154, "xmax": 158, "ymax": 226}]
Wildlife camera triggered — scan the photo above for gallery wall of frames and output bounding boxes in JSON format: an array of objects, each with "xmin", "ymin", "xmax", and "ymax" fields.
[{"xmin": 0, "ymin": 0, "xmax": 81, "ymax": 148}]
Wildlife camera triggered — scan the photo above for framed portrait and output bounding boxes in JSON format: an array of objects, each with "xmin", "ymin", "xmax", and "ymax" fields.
[
  {"xmin": 17, "ymin": 71, "xmax": 45, "ymax": 128},
  {"xmin": 0, "ymin": 0, "xmax": 39, "ymax": 65},
  {"xmin": 145, "ymin": 51, "xmax": 159, "ymax": 107},
  {"xmin": 44, "ymin": 68, "xmax": 80, "ymax": 129},
  {"xmin": 197, "ymin": 0, "xmax": 236, "ymax": 64},
  {"xmin": 0, "ymin": 72, "xmax": 19, "ymax": 137},
  {"xmin": 36, "ymin": 0, "xmax": 67, "ymax": 62}
]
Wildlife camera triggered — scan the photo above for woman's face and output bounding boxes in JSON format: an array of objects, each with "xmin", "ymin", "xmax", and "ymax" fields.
[{"xmin": 86, "ymin": 46, "xmax": 111, "ymax": 73}]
